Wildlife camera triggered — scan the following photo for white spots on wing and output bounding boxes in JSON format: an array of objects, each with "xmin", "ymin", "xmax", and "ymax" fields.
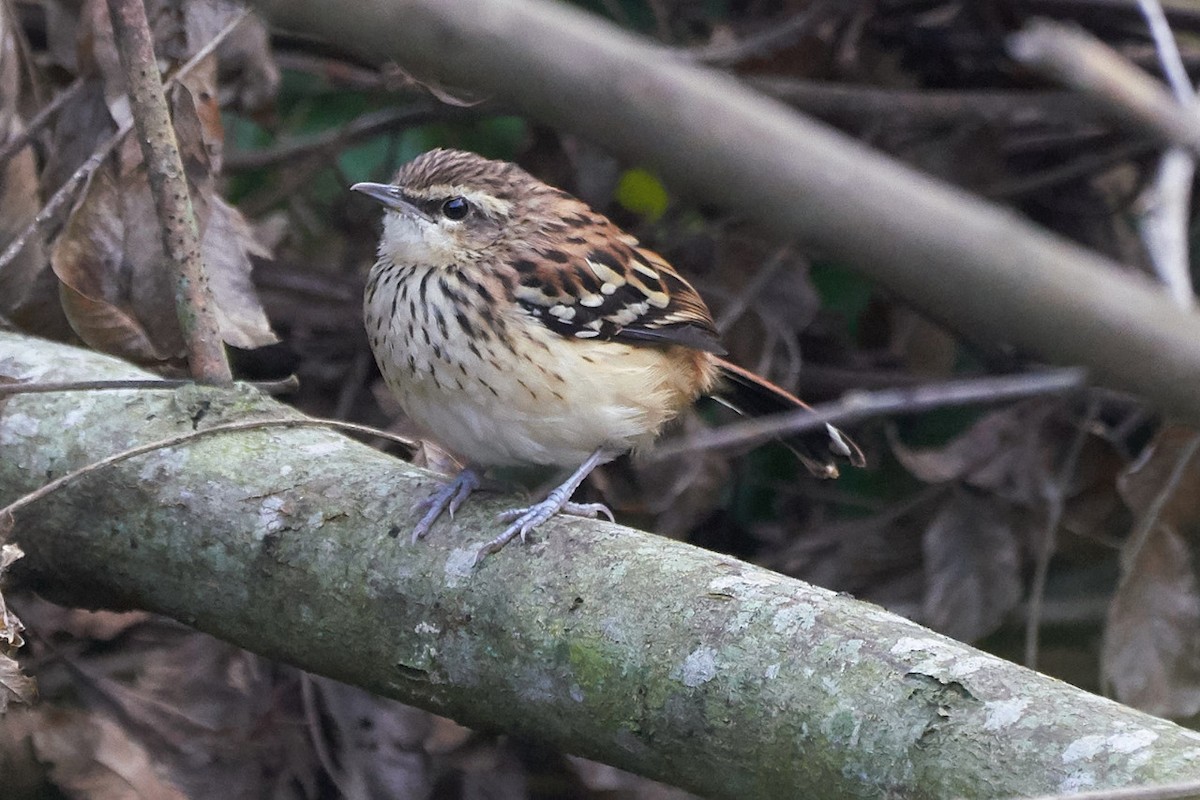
[
  {"xmin": 644, "ymin": 289, "xmax": 670, "ymax": 309},
  {"xmin": 630, "ymin": 261, "xmax": 659, "ymax": 281},
  {"xmin": 587, "ymin": 259, "xmax": 626, "ymax": 287},
  {"xmin": 609, "ymin": 303, "xmax": 646, "ymax": 326},
  {"xmin": 578, "ymin": 293, "xmax": 604, "ymax": 308},
  {"xmin": 548, "ymin": 304, "xmax": 576, "ymax": 321}
]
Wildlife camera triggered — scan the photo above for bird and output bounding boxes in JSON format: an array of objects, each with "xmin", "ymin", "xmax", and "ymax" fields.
[{"xmin": 352, "ymin": 148, "xmax": 863, "ymax": 559}]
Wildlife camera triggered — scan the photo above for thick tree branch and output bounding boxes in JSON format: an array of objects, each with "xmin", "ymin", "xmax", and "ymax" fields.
[
  {"xmin": 252, "ymin": 0, "xmax": 1200, "ymax": 427},
  {"xmin": 4, "ymin": 333, "xmax": 1200, "ymax": 798}
]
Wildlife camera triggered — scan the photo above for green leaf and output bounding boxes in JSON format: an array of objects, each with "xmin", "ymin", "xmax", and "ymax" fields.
[{"xmin": 615, "ymin": 168, "xmax": 670, "ymax": 221}]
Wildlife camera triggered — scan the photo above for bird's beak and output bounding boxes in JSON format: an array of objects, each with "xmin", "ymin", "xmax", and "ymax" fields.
[{"xmin": 350, "ymin": 182, "xmax": 432, "ymax": 221}]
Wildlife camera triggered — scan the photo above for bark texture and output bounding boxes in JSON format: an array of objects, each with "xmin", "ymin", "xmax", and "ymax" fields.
[{"xmin": 3, "ymin": 332, "xmax": 1200, "ymax": 798}]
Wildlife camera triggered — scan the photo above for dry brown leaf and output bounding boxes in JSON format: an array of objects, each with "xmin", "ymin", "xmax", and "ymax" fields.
[
  {"xmin": 40, "ymin": 79, "xmax": 118, "ymax": 190},
  {"xmin": 0, "ymin": 5, "xmax": 50, "ymax": 323},
  {"xmin": 42, "ymin": 0, "xmax": 84, "ymax": 73},
  {"xmin": 21, "ymin": 603, "xmax": 149, "ymax": 642},
  {"xmin": 921, "ymin": 488, "xmax": 1022, "ymax": 642},
  {"xmin": 1103, "ymin": 525, "xmax": 1200, "ymax": 718},
  {"xmin": 52, "ymin": 136, "xmax": 275, "ymax": 361},
  {"xmin": 124, "ymin": 635, "xmax": 318, "ymax": 798},
  {"xmin": 1, "ymin": 654, "xmax": 36, "ymax": 712},
  {"xmin": 198, "ymin": 194, "xmax": 277, "ymax": 349},
  {"xmin": 1102, "ymin": 426, "xmax": 1200, "ymax": 717},
  {"xmin": 37, "ymin": 0, "xmax": 275, "ymax": 362},
  {"xmin": 32, "ymin": 709, "xmax": 190, "ymax": 800},
  {"xmin": 58, "ymin": 283, "xmax": 174, "ymax": 362},
  {"xmin": 0, "ymin": 544, "xmax": 34, "ymax": 713},
  {"xmin": 1118, "ymin": 426, "xmax": 1200, "ymax": 533},
  {"xmin": 569, "ymin": 756, "xmax": 701, "ymax": 799},
  {"xmin": 890, "ymin": 407, "xmax": 1020, "ymax": 484},
  {"xmin": 891, "ymin": 403, "xmax": 1054, "ymax": 509},
  {"xmin": 51, "ymin": 164, "xmax": 177, "ymax": 362},
  {"xmin": 0, "ymin": 543, "xmax": 25, "ymax": 646}
]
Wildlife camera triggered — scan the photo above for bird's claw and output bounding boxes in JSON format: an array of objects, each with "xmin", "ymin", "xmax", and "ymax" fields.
[
  {"xmin": 411, "ymin": 469, "xmax": 480, "ymax": 543},
  {"xmin": 477, "ymin": 498, "xmax": 613, "ymax": 562},
  {"xmin": 496, "ymin": 501, "xmax": 612, "ymax": 523}
]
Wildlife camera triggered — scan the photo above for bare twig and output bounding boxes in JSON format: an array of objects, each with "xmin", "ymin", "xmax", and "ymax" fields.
[
  {"xmin": 225, "ymin": 105, "xmax": 468, "ymax": 171},
  {"xmin": 106, "ymin": 0, "xmax": 231, "ymax": 385},
  {"xmin": 648, "ymin": 368, "xmax": 1088, "ymax": 461},
  {"xmin": 682, "ymin": 5, "xmax": 826, "ymax": 66},
  {"xmin": 271, "ymin": 52, "xmax": 389, "ymax": 90},
  {"xmin": 1138, "ymin": 0, "xmax": 1193, "ymax": 102},
  {"xmin": 1009, "ymin": 19, "xmax": 1200, "ymax": 157},
  {"xmin": 1138, "ymin": 147, "xmax": 1195, "ymax": 307},
  {"xmin": 0, "ymin": 77, "xmax": 84, "ymax": 171},
  {"xmin": 1118, "ymin": 432, "xmax": 1200, "ymax": 576},
  {"xmin": 0, "ymin": 376, "xmax": 299, "ymax": 395},
  {"xmin": 713, "ymin": 246, "xmax": 792, "ymax": 334},
  {"xmin": 747, "ymin": 80, "xmax": 1104, "ymax": 128},
  {"xmin": 1135, "ymin": 0, "xmax": 1197, "ymax": 308},
  {"xmin": 1024, "ymin": 398, "xmax": 1099, "ymax": 669}
]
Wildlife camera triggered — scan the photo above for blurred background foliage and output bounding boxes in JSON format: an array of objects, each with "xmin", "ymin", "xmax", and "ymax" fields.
[{"xmin": 2, "ymin": 0, "xmax": 1198, "ymax": 796}]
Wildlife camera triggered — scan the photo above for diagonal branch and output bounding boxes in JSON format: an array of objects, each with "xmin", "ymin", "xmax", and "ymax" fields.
[{"xmin": 3, "ymin": 333, "xmax": 1200, "ymax": 800}]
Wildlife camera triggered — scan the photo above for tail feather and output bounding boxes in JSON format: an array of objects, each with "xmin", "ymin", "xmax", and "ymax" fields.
[{"xmin": 712, "ymin": 357, "xmax": 865, "ymax": 478}]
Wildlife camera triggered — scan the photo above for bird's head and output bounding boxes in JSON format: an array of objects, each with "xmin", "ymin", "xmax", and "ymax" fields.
[{"xmin": 353, "ymin": 148, "xmax": 563, "ymax": 269}]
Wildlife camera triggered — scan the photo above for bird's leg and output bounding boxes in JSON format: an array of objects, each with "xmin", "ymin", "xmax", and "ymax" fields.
[
  {"xmin": 412, "ymin": 467, "xmax": 482, "ymax": 543},
  {"xmin": 478, "ymin": 449, "xmax": 611, "ymax": 559}
]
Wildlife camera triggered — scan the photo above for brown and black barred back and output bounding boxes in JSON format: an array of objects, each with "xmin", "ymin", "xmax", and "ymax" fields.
[{"xmin": 390, "ymin": 149, "xmax": 724, "ymax": 354}]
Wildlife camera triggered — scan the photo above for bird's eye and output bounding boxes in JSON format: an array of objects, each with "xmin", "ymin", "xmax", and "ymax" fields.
[{"xmin": 441, "ymin": 197, "xmax": 470, "ymax": 220}]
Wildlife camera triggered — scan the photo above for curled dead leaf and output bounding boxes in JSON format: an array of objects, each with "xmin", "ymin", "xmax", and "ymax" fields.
[
  {"xmin": 0, "ymin": 543, "xmax": 31, "ymax": 712},
  {"xmin": 0, "ymin": 654, "xmax": 36, "ymax": 712},
  {"xmin": 1104, "ymin": 426, "xmax": 1200, "ymax": 718},
  {"xmin": 921, "ymin": 488, "xmax": 1022, "ymax": 642},
  {"xmin": 1103, "ymin": 524, "xmax": 1200, "ymax": 718}
]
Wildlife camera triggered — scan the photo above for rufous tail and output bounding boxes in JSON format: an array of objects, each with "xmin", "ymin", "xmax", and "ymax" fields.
[{"xmin": 712, "ymin": 357, "xmax": 865, "ymax": 478}]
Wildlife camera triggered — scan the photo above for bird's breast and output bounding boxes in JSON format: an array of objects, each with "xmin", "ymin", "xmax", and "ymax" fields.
[{"xmin": 363, "ymin": 260, "xmax": 714, "ymax": 468}]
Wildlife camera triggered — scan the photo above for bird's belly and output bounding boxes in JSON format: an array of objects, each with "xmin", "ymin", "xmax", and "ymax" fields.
[
  {"xmin": 364, "ymin": 266, "xmax": 713, "ymax": 468},
  {"xmin": 380, "ymin": 346, "xmax": 647, "ymax": 468},
  {"xmin": 370, "ymin": 323, "xmax": 704, "ymax": 469}
]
